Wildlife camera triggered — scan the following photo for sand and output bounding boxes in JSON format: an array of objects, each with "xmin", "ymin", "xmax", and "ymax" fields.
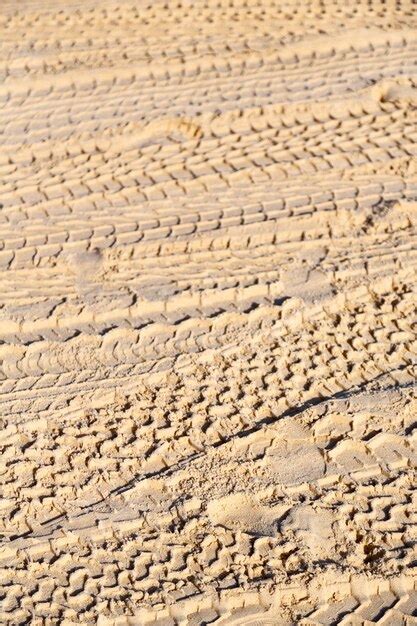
[{"xmin": 0, "ymin": 0, "xmax": 416, "ymax": 624}]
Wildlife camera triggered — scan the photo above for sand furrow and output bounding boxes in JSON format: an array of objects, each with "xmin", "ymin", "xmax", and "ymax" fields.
[{"xmin": 0, "ymin": 1, "xmax": 416, "ymax": 624}]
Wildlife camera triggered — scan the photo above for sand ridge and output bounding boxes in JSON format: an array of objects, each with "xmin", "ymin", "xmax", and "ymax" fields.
[{"xmin": 0, "ymin": 0, "xmax": 416, "ymax": 624}]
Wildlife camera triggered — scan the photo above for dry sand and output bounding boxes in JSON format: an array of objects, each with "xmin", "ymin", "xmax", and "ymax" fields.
[{"xmin": 0, "ymin": 0, "xmax": 416, "ymax": 624}]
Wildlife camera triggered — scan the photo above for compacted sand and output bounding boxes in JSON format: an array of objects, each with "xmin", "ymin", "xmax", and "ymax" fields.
[{"xmin": 0, "ymin": 1, "xmax": 416, "ymax": 624}]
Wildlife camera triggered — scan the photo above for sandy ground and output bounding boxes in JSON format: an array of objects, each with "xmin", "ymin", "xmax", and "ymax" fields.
[{"xmin": 0, "ymin": 1, "xmax": 416, "ymax": 624}]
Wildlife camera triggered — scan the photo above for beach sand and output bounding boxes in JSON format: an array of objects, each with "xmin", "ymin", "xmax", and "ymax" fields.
[{"xmin": 0, "ymin": 1, "xmax": 416, "ymax": 623}]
